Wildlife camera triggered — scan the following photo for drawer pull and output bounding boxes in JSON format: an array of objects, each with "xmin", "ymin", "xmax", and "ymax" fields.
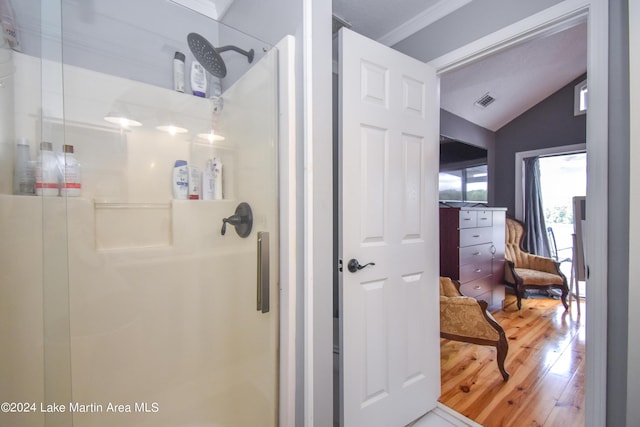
[
  {"xmin": 475, "ymin": 269, "xmax": 482, "ymax": 273},
  {"xmin": 473, "ymin": 234, "xmax": 480, "ymax": 238},
  {"xmin": 480, "ymin": 217, "xmax": 488, "ymax": 220},
  {"xmin": 474, "ymin": 285, "xmax": 482, "ymax": 290},
  {"xmin": 463, "ymin": 218, "xmax": 471, "ymax": 221},
  {"xmin": 473, "ymin": 252, "xmax": 481, "ymax": 256}
]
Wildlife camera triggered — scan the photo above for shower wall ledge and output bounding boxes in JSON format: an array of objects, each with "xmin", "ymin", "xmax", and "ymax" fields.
[{"xmin": 0, "ymin": 195, "xmax": 256, "ymax": 254}]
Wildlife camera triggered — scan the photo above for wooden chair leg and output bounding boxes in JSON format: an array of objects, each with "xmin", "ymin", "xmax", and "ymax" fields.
[
  {"xmin": 516, "ymin": 288, "xmax": 523, "ymax": 310},
  {"xmin": 569, "ymin": 261, "xmax": 575, "ymax": 308},
  {"xmin": 496, "ymin": 334, "xmax": 510, "ymax": 381},
  {"xmin": 560, "ymin": 285, "xmax": 569, "ymax": 310}
]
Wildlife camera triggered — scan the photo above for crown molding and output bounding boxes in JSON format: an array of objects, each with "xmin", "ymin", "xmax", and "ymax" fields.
[{"xmin": 376, "ymin": 0, "xmax": 472, "ymax": 46}]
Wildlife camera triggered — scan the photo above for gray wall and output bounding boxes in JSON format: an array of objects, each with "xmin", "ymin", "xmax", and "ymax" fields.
[
  {"xmin": 607, "ymin": 0, "xmax": 630, "ymax": 425},
  {"xmin": 222, "ymin": 0, "xmax": 301, "ymax": 47},
  {"xmin": 440, "ymin": 110, "xmax": 497, "ymax": 205},
  {"xmin": 493, "ymin": 74, "xmax": 587, "ymax": 216},
  {"xmin": 392, "ymin": 0, "xmax": 563, "ymax": 62}
]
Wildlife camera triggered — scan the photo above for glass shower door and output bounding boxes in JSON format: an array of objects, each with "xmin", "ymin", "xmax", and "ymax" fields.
[{"xmin": 1, "ymin": 1, "xmax": 279, "ymax": 426}]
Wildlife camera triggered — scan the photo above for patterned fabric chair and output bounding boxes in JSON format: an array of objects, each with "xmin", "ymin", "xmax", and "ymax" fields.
[
  {"xmin": 504, "ymin": 217, "xmax": 569, "ymax": 310},
  {"xmin": 439, "ymin": 277, "xmax": 509, "ymax": 381}
]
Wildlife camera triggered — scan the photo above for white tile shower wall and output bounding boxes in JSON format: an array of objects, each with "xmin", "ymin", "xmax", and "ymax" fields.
[
  {"xmin": 0, "ymin": 195, "xmax": 46, "ymax": 427},
  {"xmin": 0, "ymin": 55, "xmax": 15, "ymax": 194},
  {"xmin": 1, "ymin": 46, "xmax": 280, "ymax": 426}
]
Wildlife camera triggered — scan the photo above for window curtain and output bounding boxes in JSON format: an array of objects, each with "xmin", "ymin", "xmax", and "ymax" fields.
[{"xmin": 523, "ymin": 156, "xmax": 551, "ymax": 256}]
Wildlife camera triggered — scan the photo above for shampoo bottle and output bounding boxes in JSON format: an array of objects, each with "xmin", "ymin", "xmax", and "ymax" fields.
[
  {"xmin": 172, "ymin": 160, "xmax": 189, "ymax": 199},
  {"xmin": 35, "ymin": 141, "xmax": 59, "ymax": 196},
  {"xmin": 13, "ymin": 139, "xmax": 34, "ymax": 195},
  {"xmin": 173, "ymin": 51, "xmax": 185, "ymax": 93},
  {"xmin": 191, "ymin": 60, "xmax": 207, "ymax": 97},
  {"xmin": 60, "ymin": 144, "xmax": 81, "ymax": 197}
]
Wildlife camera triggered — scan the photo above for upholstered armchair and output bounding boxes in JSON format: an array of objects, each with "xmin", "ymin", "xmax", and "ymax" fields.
[
  {"xmin": 504, "ymin": 217, "xmax": 569, "ymax": 310},
  {"xmin": 439, "ymin": 277, "xmax": 509, "ymax": 381}
]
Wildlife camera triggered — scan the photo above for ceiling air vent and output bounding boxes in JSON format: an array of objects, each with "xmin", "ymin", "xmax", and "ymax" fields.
[{"xmin": 474, "ymin": 93, "xmax": 496, "ymax": 108}]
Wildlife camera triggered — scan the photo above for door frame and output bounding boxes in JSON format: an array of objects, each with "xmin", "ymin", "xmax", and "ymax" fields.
[
  {"xmin": 428, "ymin": 0, "xmax": 607, "ymax": 425},
  {"xmin": 305, "ymin": 0, "xmax": 607, "ymax": 425},
  {"xmin": 277, "ymin": 35, "xmax": 299, "ymax": 427},
  {"xmin": 514, "ymin": 143, "xmax": 587, "ymax": 221}
]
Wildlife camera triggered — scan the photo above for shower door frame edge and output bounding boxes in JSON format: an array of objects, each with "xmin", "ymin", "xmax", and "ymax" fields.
[{"xmin": 276, "ymin": 34, "xmax": 298, "ymax": 427}]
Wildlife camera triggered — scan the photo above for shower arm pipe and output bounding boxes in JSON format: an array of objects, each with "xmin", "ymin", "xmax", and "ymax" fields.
[{"xmin": 216, "ymin": 45, "xmax": 255, "ymax": 63}]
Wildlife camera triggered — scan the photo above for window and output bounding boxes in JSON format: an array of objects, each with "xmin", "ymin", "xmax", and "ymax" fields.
[
  {"xmin": 439, "ymin": 170, "xmax": 463, "ymax": 201},
  {"xmin": 439, "ymin": 164, "xmax": 487, "ymax": 203},
  {"xmin": 574, "ymin": 79, "xmax": 587, "ymax": 115}
]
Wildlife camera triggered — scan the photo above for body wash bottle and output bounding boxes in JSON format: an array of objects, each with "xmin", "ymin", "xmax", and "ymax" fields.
[
  {"xmin": 212, "ymin": 157, "xmax": 223, "ymax": 200},
  {"xmin": 201, "ymin": 159, "xmax": 214, "ymax": 200},
  {"xmin": 191, "ymin": 60, "xmax": 207, "ymax": 97}
]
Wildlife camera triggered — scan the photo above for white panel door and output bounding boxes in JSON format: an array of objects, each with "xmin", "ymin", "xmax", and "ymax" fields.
[{"xmin": 338, "ymin": 28, "xmax": 440, "ymax": 427}]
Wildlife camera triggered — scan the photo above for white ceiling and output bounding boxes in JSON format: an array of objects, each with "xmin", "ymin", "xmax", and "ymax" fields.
[
  {"xmin": 332, "ymin": 0, "xmax": 587, "ymax": 132},
  {"xmin": 333, "ymin": 0, "xmax": 471, "ymax": 45},
  {"xmin": 440, "ymin": 22, "xmax": 587, "ymax": 131}
]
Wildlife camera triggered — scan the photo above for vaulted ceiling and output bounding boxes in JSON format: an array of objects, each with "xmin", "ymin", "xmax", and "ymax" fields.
[{"xmin": 332, "ymin": 0, "xmax": 587, "ymax": 132}]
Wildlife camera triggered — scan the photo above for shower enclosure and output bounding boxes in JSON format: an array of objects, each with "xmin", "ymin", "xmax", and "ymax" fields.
[{"xmin": 0, "ymin": 1, "xmax": 280, "ymax": 426}]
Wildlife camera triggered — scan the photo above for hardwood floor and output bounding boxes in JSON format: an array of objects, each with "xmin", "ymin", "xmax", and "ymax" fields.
[{"xmin": 439, "ymin": 294, "xmax": 585, "ymax": 427}]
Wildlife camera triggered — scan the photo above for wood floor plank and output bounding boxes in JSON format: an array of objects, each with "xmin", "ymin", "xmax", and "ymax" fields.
[
  {"xmin": 543, "ymin": 354, "xmax": 586, "ymax": 427},
  {"xmin": 439, "ymin": 295, "xmax": 585, "ymax": 427}
]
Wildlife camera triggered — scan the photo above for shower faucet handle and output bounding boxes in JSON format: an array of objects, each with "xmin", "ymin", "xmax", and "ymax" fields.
[{"xmin": 221, "ymin": 202, "xmax": 253, "ymax": 238}]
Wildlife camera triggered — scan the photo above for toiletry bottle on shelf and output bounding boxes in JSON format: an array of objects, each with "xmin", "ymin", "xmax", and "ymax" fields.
[
  {"xmin": 188, "ymin": 165, "xmax": 200, "ymax": 200},
  {"xmin": 0, "ymin": 0, "xmax": 21, "ymax": 51},
  {"xmin": 13, "ymin": 138, "xmax": 34, "ymax": 195},
  {"xmin": 210, "ymin": 77, "xmax": 222, "ymax": 98},
  {"xmin": 212, "ymin": 157, "xmax": 223, "ymax": 200},
  {"xmin": 202, "ymin": 159, "xmax": 214, "ymax": 200},
  {"xmin": 61, "ymin": 144, "xmax": 81, "ymax": 197},
  {"xmin": 35, "ymin": 141, "xmax": 59, "ymax": 196},
  {"xmin": 172, "ymin": 160, "xmax": 189, "ymax": 200},
  {"xmin": 173, "ymin": 51, "xmax": 185, "ymax": 93},
  {"xmin": 191, "ymin": 60, "xmax": 207, "ymax": 97}
]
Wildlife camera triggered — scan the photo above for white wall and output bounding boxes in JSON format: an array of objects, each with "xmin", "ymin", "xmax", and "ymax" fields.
[{"xmin": 223, "ymin": 1, "xmax": 335, "ymax": 425}]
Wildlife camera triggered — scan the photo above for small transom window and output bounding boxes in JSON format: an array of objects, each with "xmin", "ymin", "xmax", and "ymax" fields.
[{"xmin": 574, "ymin": 79, "xmax": 587, "ymax": 116}]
